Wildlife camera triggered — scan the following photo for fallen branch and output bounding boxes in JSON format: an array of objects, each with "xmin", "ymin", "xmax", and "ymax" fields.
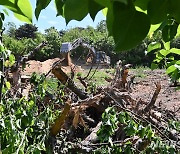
[
  {"xmin": 141, "ymin": 82, "xmax": 161, "ymax": 114},
  {"xmin": 52, "ymin": 65, "xmax": 88, "ymax": 99},
  {"xmin": 50, "ymin": 101, "xmax": 71, "ymax": 136}
]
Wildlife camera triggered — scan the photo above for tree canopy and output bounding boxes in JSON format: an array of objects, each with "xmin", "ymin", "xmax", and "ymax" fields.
[{"xmin": 1, "ymin": 0, "xmax": 180, "ymax": 51}]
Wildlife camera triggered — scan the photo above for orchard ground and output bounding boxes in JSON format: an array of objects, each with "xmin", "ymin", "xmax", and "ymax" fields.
[{"xmin": 22, "ymin": 58, "xmax": 180, "ymax": 119}]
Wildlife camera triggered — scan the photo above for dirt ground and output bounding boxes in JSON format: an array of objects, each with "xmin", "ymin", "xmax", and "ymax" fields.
[{"xmin": 22, "ymin": 58, "xmax": 180, "ymax": 119}]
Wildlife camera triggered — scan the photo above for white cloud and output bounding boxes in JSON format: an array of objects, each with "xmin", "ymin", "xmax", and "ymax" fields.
[
  {"xmin": 40, "ymin": 15, "xmax": 47, "ymax": 19},
  {"xmin": 48, "ymin": 20, "xmax": 59, "ymax": 25}
]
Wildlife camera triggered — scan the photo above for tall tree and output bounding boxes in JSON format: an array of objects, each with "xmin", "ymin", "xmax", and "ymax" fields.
[{"xmin": 15, "ymin": 24, "xmax": 38, "ymax": 39}]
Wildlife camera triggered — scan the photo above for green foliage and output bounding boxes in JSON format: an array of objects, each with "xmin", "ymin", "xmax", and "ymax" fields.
[
  {"xmin": 35, "ymin": 0, "xmax": 51, "ymax": 19},
  {"xmin": 15, "ymin": 24, "xmax": 38, "ymax": 39},
  {"xmin": 0, "ymin": 0, "xmax": 32, "ymax": 23},
  {"xmin": 43, "ymin": 27, "xmax": 61, "ymax": 59},
  {"xmin": 5, "ymin": 22, "xmax": 17, "ymax": 37},
  {"xmin": 97, "ymin": 107, "xmax": 118, "ymax": 144},
  {"xmin": 0, "ymin": 95, "xmax": 54, "ymax": 153},
  {"xmin": 148, "ymin": 40, "xmax": 180, "ymax": 82},
  {"xmin": 96, "ymin": 108, "xmax": 177, "ymax": 153}
]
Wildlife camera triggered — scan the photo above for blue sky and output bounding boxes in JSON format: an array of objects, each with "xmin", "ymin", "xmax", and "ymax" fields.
[{"xmin": 3, "ymin": 0, "xmax": 105, "ymax": 32}]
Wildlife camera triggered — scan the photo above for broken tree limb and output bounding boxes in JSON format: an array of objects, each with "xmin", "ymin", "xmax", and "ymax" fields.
[
  {"xmin": 50, "ymin": 101, "xmax": 71, "ymax": 136},
  {"xmin": 141, "ymin": 82, "xmax": 161, "ymax": 114},
  {"xmin": 52, "ymin": 65, "xmax": 89, "ymax": 100}
]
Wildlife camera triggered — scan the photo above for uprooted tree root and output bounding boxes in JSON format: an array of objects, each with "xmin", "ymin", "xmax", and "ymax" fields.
[{"xmin": 48, "ymin": 62, "xmax": 180, "ymax": 153}]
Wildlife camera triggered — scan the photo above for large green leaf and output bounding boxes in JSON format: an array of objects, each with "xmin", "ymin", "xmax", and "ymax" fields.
[
  {"xmin": 64, "ymin": 0, "xmax": 89, "ymax": 24},
  {"xmin": 107, "ymin": 2, "xmax": 150, "ymax": 51},
  {"xmin": 94, "ymin": 0, "xmax": 111, "ymax": 7},
  {"xmin": 134, "ymin": 0, "xmax": 150, "ymax": 10},
  {"xmin": 0, "ymin": 0, "xmax": 32, "ymax": 23},
  {"xmin": 55, "ymin": 0, "xmax": 64, "ymax": 16},
  {"xmin": 88, "ymin": 0, "xmax": 104, "ymax": 20},
  {"xmin": 166, "ymin": 65, "xmax": 177, "ymax": 74},
  {"xmin": 159, "ymin": 49, "xmax": 170, "ymax": 56},
  {"xmin": 147, "ymin": 42, "xmax": 161, "ymax": 53},
  {"xmin": 151, "ymin": 62, "xmax": 158, "ymax": 70},
  {"xmin": 169, "ymin": 0, "xmax": 180, "ymax": 23},
  {"xmin": 164, "ymin": 41, "xmax": 170, "ymax": 50},
  {"xmin": 114, "ymin": 0, "xmax": 128, "ymax": 5},
  {"xmin": 16, "ymin": 0, "xmax": 32, "ymax": 23},
  {"xmin": 170, "ymin": 48, "xmax": 180, "ymax": 55},
  {"xmin": 35, "ymin": 0, "xmax": 52, "ymax": 19},
  {"xmin": 147, "ymin": 0, "xmax": 169, "ymax": 24},
  {"xmin": 162, "ymin": 24, "xmax": 178, "ymax": 42}
]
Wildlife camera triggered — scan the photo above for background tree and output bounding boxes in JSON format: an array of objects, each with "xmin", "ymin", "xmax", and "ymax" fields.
[
  {"xmin": 15, "ymin": 24, "xmax": 38, "ymax": 39},
  {"xmin": 5, "ymin": 22, "xmax": 17, "ymax": 38},
  {"xmin": 43, "ymin": 27, "xmax": 61, "ymax": 60}
]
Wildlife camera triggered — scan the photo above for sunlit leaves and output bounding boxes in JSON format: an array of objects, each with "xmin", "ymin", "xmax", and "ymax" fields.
[
  {"xmin": 5, "ymin": 81, "xmax": 11, "ymax": 90},
  {"xmin": 170, "ymin": 48, "xmax": 180, "ymax": 55},
  {"xmin": 166, "ymin": 65, "xmax": 177, "ymax": 74},
  {"xmin": 15, "ymin": 0, "xmax": 32, "ymax": 23},
  {"xmin": 147, "ymin": 42, "xmax": 161, "ymax": 53},
  {"xmin": 0, "ymin": 0, "xmax": 32, "ymax": 23},
  {"xmin": 107, "ymin": 2, "xmax": 150, "ymax": 51},
  {"xmin": 35, "ymin": 0, "xmax": 51, "ymax": 19},
  {"xmin": 159, "ymin": 49, "xmax": 170, "ymax": 57}
]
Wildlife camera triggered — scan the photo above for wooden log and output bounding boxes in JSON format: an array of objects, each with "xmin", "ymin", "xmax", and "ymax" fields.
[{"xmin": 52, "ymin": 66, "xmax": 88, "ymax": 100}]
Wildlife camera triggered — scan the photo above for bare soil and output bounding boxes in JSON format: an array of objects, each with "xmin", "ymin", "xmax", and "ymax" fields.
[{"xmin": 22, "ymin": 58, "xmax": 180, "ymax": 119}]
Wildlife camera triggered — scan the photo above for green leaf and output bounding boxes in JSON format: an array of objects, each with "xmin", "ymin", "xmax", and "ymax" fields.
[
  {"xmin": 0, "ymin": 0, "xmax": 32, "ymax": 23},
  {"xmin": 108, "ymin": 2, "xmax": 150, "ymax": 51},
  {"xmin": 166, "ymin": 65, "xmax": 177, "ymax": 74},
  {"xmin": 88, "ymin": 0, "xmax": 104, "ymax": 20},
  {"xmin": 164, "ymin": 41, "xmax": 170, "ymax": 50},
  {"xmin": 0, "ymin": 13, "xmax": 5, "ymax": 21},
  {"xmin": 170, "ymin": 48, "xmax": 180, "ymax": 55},
  {"xmin": 156, "ymin": 52, "xmax": 164, "ymax": 61},
  {"xmin": 35, "ymin": 0, "xmax": 51, "ymax": 19},
  {"xmin": 16, "ymin": 0, "xmax": 32, "ymax": 23},
  {"xmin": 162, "ymin": 24, "xmax": 178, "ymax": 42},
  {"xmin": 5, "ymin": 81, "xmax": 11, "ymax": 90},
  {"xmin": 0, "ymin": 19, "xmax": 2, "ymax": 29},
  {"xmin": 169, "ymin": 56, "xmax": 174, "ymax": 61},
  {"xmin": 94, "ymin": 0, "xmax": 111, "ymax": 8},
  {"xmin": 147, "ymin": 42, "xmax": 161, "ymax": 53},
  {"xmin": 176, "ymin": 60, "xmax": 180, "ymax": 65},
  {"xmin": 159, "ymin": 49, "xmax": 170, "ymax": 56},
  {"xmin": 64, "ymin": 0, "xmax": 89, "ymax": 24},
  {"xmin": 148, "ymin": 24, "xmax": 161, "ymax": 36},
  {"xmin": 55, "ymin": 0, "xmax": 65, "ymax": 16},
  {"xmin": 114, "ymin": 0, "xmax": 128, "ymax": 5},
  {"xmin": 134, "ymin": 0, "xmax": 150, "ymax": 10},
  {"xmin": 147, "ymin": 0, "xmax": 169, "ymax": 24},
  {"xmin": 102, "ymin": 8, "xmax": 108, "ymax": 16},
  {"xmin": 9, "ymin": 54, "xmax": 15, "ymax": 66},
  {"xmin": 174, "ymin": 64, "xmax": 180, "ymax": 70},
  {"xmin": 151, "ymin": 63, "xmax": 158, "ymax": 70},
  {"xmin": 138, "ymin": 125, "xmax": 146, "ymax": 138},
  {"xmin": 169, "ymin": 0, "xmax": 180, "ymax": 23}
]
